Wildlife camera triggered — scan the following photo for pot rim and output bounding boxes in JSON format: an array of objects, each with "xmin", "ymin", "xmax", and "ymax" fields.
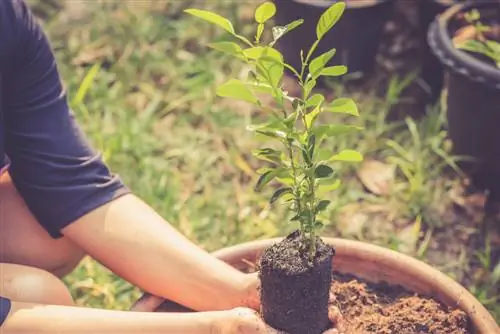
[
  {"xmin": 427, "ymin": 1, "xmax": 500, "ymax": 89},
  {"xmin": 288, "ymin": 0, "xmax": 393, "ymax": 9},
  {"xmin": 211, "ymin": 237, "xmax": 499, "ymax": 333}
]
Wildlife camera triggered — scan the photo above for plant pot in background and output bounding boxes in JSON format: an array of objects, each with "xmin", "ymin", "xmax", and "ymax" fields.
[
  {"xmin": 273, "ymin": 0, "xmax": 394, "ymax": 82},
  {"xmin": 428, "ymin": 2, "xmax": 500, "ymax": 198},
  {"xmin": 418, "ymin": 0, "xmax": 457, "ymax": 104},
  {"xmin": 131, "ymin": 237, "xmax": 499, "ymax": 333}
]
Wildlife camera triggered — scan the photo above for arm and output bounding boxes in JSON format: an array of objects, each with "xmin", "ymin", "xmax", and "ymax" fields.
[
  {"xmin": 2, "ymin": 300, "xmax": 224, "ymax": 334},
  {"xmin": 62, "ymin": 194, "xmax": 256, "ymax": 312},
  {"xmin": 1, "ymin": 0, "xmax": 257, "ymax": 312}
]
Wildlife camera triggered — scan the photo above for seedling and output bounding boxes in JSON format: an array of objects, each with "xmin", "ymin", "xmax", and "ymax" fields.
[
  {"xmin": 455, "ymin": 9, "xmax": 500, "ymax": 68},
  {"xmin": 185, "ymin": 1, "xmax": 362, "ymax": 261}
]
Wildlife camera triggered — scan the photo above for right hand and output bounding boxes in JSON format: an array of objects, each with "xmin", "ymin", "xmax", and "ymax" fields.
[{"xmin": 218, "ymin": 307, "xmax": 343, "ymax": 334}]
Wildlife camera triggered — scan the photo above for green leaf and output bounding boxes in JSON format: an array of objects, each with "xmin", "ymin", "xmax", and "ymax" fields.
[
  {"xmin": 252, "ymin": 148, "xmax": 283, "ymax": 164},
  {"xmin": 216, "ymin": 79, "xmax": 259, "ymax": 104},
  {"xmin": 208, "ymin": 42, "xmax": 244, "ymax": 59},
  {"xmin": 314, "ymin": 221, "xmax": 325, "ymax": 229},
  {"xmin": 320, "ymin": 65, "xmax": 348, "ymax": 77},
  {"xmin": 256, "ymin": 23, "xmax": 265, "ymax": 43},
  {"xmin": 246, "ymin": 81, "xmax": 274, "ymax": 95},
  {"xmin": 243, "ymin": 46, "xmax": 282, "ymax": 61},
  {"xmin": 270, "ymin": 187, "xmax": 292, "ymax": 204},
  {"xmin": 305, "ymin": 105, "xmax": 321, "ymax": 129},
  {"xmin": 309, "ymin": 48, "xmax": 336, "ymax": 79},
  {"xmin": 248, "ymin": 120, "xmax": 289, "ymax": 140},
  {"xmin": 331, "ymin": 149, "xmax": 363, "ymax": 162},
  {"xmin": 255, "ymin": 171, "xmax": 275, "ymax": 192},
  {"xmin": 255, "ymin": 1, "xmax": 276, "ymax": 24},
  {"xmin": 276, "ymin": 176, "xmax": 295, "ymax": 186},
  {"xmin": 312, "ymin": 124, "xmax": 363, "ymax": 140},
  {"xmin": 244, "ymin": 47, "xmax": 285, "ymax": 89},
  {"xmin": 316, "ymin": 2, "xmax": 345, "ymax": 40},
  {"xmin": 305, "ymin": 94, "xmax": 325, "ymax": 109},
  {"xmin": 271, "ymin": 19, "xmax": 304, "ymax": 44},
  {"xmin": 304, "ymin": 79, "xmax": 317, "ymax": 99},
  {"xmin": 315, "ymin": 200, "xmax": 331, "ymax": 213},
  {"xmin": 257, "ymin": 57, "xmax": 284, "ymax": 89},
  {"xmin": 184, "ymin": 9, "xmax": 235, "ymax": 34},
  {"xmin": 305, "ymin": 40, "xmax": 321, "ymax": 64},
  {"xmin": 326, "ymin": 98, "xmax": 359, "ymax": 116},
  {"xmin": 316, "ymin": 148, "xmax": 333, "ymax": 162},
  {"xmin": 255, "ymin": 167, "xmax": 290, "ymax": 192},
  {"xmin": 315, "ymin": 164, "xmax": 334, "ymax": 178},
  {"xmin": 317, "ymin": 178, "xmax": 341, "ymax": 194}
]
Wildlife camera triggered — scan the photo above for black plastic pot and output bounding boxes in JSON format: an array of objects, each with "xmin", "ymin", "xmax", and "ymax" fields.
[
  {"xmin": 428, "ymin": 2, "xmax": 500, "ymax": 197},
  {"xmin": 273, "ymin": 0, "xmax": 394, "ymax": 81},
  {"xmin": 258, "ymin": 230, "xmax": 334, "ymax": 334},
  {"xmin": 419, "ymin": 0, "xmax": 457, "ymax": 104},
  {"xmin": 418, "ymin": 0, "xmax": 481, "ymax": 104}
]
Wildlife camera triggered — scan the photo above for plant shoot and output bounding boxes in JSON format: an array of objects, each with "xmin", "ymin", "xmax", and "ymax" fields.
[{"xmin": 185, "ymin": 1, "xmax": 362, "ymax": 260}]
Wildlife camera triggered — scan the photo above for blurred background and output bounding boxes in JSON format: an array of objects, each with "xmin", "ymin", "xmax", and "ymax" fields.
[{"xmin": 26, "ymin": 0, "xmax": 499, "ymax": 321}]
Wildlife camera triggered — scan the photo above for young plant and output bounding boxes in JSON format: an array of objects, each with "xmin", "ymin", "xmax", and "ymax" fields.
[
  {"xmin": 185, "ymin": 2, "xmax": 362, "ymax": 260},
  {"xmin": 455, "ymin": 9, "xmax": 500, "ymax": 68}
]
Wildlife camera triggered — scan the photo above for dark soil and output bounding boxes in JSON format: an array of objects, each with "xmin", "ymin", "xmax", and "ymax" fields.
[
  {"xmin": 151, "ymin": 264, "xmax": 471, "ymax": 333},
  {"xmin": 258, "ymin": 230, "xmax": 335, "ymax": 334},
  {"xmin": 331, "ymin": 273, "xmax": 470, "ymax": 333}
]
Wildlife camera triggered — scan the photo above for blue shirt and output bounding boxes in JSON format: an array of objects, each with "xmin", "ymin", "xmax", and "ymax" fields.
[{"xmin": 0, "ymin": 0, "xmax": 129, "ymax": 238}]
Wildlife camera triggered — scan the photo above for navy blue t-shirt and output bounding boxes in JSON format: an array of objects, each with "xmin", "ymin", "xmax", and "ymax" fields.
[{"xmin": 0, "ymin": 0, "xmax": 129, "ymax": 238}]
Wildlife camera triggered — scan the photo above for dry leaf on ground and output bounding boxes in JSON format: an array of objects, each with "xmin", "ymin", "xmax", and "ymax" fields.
[{"xmin": 357, "ymin": 159, "xmax": 395, "ymax": 196}]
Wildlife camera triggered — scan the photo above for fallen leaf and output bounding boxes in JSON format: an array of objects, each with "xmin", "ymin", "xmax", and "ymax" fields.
[
  {"xmin": 336, "ymin": 204, "xmax": 369, "ymax": 237},
  {"xmin": 356, "ymin": 159, "xmax": 395, "ymax": 196}
]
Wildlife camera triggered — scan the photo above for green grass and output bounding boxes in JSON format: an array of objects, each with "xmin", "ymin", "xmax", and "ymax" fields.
[{"xmin": 31, "ymin": 0, "xmax": 499, "ymax": 321}]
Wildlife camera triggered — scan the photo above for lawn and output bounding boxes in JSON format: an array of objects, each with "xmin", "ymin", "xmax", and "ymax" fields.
[{"xmin": 29, "ymin": 0, "xmax": 499, "ymax": 321}]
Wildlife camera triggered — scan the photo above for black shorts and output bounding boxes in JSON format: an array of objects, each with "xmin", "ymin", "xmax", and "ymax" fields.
[{"xmin": 0, "ymin": 296, "xmax": 11, "ymax": 326}]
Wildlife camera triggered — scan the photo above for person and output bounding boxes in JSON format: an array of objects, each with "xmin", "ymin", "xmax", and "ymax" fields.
[{"xmin": 0, "ymin": 0, "xmax": 340, "ymax": 333}]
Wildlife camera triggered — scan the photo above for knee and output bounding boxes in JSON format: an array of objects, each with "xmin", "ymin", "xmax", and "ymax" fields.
[{"xmin": 1, "ymin": 264, "xmax": 74, "ymax": 306}]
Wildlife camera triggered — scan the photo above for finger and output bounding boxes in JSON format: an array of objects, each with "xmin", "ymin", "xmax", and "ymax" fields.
[
  {"xmin": 265, "ymin": 325, "xmax": 287, "ymax": 334},
  {"xmin": 328, "ymin": 305, "xmax": 343, "ymax": 328},
  {"xmin": 130, "ymin": 293, "xmax": 164, "ymax": 312},
  {"xmin": 323, "ymin": 329, "xmax": 340, "ymax": 334}
]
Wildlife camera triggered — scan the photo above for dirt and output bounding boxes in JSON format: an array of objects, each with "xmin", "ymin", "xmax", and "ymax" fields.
[
  {"xmin": 150, "ymin": 264, "xmax": 471, "ymax": 333},
  {"xmin": 258, "ymin": 230, "xmax": 335, "ymax": 334},
  {"xmin": 330, "ymin": 273, "xmax": 470, "ymax": 333}
]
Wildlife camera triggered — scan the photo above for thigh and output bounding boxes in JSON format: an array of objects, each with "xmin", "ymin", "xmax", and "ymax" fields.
[
  {"xmin": 0, "ymin": 263, "xmax": 74, "ymax": 306},
  {"xmin": 0, "ymin": 172, "xmax": 85, "ymax": 277}
]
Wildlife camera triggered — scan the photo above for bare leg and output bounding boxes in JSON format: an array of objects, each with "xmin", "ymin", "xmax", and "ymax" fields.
[
  {"xmin": 0, "ymin": 263, "xmax": 74, "ymax": 306},
  {"xmin": 0, "ymin": 172, "xmax": 85, "ymax": 278}
]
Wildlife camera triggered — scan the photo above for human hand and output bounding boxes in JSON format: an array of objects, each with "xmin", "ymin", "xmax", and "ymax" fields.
[{"xmin": 218, "ymin": 307, "xmax": 343, "ymax": 334}]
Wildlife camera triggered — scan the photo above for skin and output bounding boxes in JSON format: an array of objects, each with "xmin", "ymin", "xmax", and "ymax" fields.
[{"xmin": 0, "ymin": 172, "xmax": 343, "ymax": 333}]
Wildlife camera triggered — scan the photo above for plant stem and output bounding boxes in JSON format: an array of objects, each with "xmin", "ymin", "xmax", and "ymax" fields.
[{"xmin": 286, "ymin": 140, "xmax": 302, "ymax": 232}]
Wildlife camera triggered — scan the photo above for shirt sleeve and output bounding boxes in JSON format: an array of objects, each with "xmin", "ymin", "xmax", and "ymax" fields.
[{"xmin": 1, "ymin": 0, "xmax": 130, "ymax": 238}]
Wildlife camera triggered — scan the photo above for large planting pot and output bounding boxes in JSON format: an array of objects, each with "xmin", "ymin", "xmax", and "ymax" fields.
[
  {"xmin": 428, "ymin": 2, "xmax": 500, "ymax": 198},
  {"xmin": 131, "ymin": 237, "xmax": 499, "ymax": 333},
  {"xmin": 273, "ymin": 0, "xmax": 394, "ymax": 81}
]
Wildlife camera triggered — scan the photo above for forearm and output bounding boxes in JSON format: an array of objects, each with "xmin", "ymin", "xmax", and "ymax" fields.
[
  {"xmin": 2, "ymin": 300, "xmax": 221, "ymax": 334},
  {"xmin": 62, "ymin": 194, "xmax": 249, "ymax": 312}
]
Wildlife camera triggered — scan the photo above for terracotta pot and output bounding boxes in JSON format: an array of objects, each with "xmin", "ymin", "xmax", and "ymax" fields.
[{"xmin": 131, "ymin": 237, "xmax": 499, "ymax": 333}]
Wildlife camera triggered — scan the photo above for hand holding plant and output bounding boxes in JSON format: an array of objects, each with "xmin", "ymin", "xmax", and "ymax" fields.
[{"xmin": 185, "ymin": 2, "xmax": 361, "ymax": 333}]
